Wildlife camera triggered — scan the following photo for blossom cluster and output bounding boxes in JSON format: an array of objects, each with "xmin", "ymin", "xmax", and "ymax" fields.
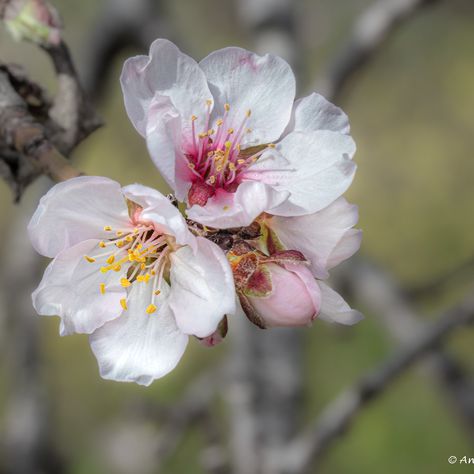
[{"xmin": 29, "ymin": 39, "xmax": 362, "ymax": 385}]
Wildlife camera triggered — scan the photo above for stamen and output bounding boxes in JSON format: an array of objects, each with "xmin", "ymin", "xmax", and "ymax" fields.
[
  {"xmin": 106, "ymin": 255, "xmax": 115, "ymax": 264},
  {"xmin": 224, "ymin": 103, "xmax": 230, "ymax": 111},
  {"xmin": 120, "ymin": 298, "xmax": 128, "ymax": 310},
  {"xmin": 103, "ymin": 226, "xmax": 112, "ymax": 231},
  {"xmin": 146, "ymin": 304, "xmax": 157, "ymax": 314},
  {"xmin": 154, "ymin": 289, "xmax": 161, "ymax": 296},
  {"xmin": 99, "ymin": 241, "xmax": 106, "ymax": 248},
  {"xmin": 99, "ymin": 283, "xmax": 106, "ymax": 295},
  {"xmin": 120, "ymin": 278, "xmax": 131, "ymax": 288},
  {"xmin": 84, "ymin": 255, "xmax": 96, "ymax": 263}
]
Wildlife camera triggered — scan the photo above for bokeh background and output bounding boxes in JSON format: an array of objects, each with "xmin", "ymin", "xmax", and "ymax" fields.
[{"xmin": 1, "ymin": 0, "xmax": 473, "ymax": 473}]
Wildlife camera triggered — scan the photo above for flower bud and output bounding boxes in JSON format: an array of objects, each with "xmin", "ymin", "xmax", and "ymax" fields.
[
  {"xmin": 2, "ymin": 0, "xmax": 62, "ymax": 46},
  {"xmin": 246, "ymin": 263, "xmax": 320, "ymax": 328},
  {"xmin": 228, "ymin": 242, "xmax": 321, "ymax": 329}
]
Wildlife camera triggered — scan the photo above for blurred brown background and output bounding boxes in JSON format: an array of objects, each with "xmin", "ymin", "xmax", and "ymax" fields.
[{"xmin": 0, "ymin": 0, "xmax": 473, "ymax": 473}]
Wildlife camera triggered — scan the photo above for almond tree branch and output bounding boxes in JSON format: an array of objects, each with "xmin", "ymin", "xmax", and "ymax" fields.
[
  {"xmin": 315, "ymin": 0, "xmax": 440, "ymax": 101},
  {"xmin": 277, "ymin": 293, "xmax": 474, "ymax": 474}
]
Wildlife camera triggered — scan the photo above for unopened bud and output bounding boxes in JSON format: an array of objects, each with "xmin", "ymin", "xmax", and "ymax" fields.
[{"xmin": 2, "ymin": 0, "xmax": 62, "ymax": 46}]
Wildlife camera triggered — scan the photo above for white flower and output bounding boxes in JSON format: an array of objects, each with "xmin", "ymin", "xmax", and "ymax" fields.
[
  {"xmin": 28, "ymin": 176, "xmax": 235, "ymax": 385},
  {"xmin": 121, "ymin": 39, "xmax": 356, "ymax": 228}
]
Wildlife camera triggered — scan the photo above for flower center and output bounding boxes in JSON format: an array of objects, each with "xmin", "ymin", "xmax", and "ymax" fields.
[
  {"xmin": 185, "ymin": 101, "xmax": 274, "ymax": 206},
  {"xmin": 83, "ymin": 220, "xmax": 174, "ymax": 315}
]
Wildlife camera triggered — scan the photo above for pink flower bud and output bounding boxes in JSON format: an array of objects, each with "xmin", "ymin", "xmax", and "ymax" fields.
[
  {"xmin": 2, "ymin": 0, "xmax": 62, "ymax": 46},
  {"xmin": 246, "ymin": 263, "xmax": 321, "ymax": 328}
]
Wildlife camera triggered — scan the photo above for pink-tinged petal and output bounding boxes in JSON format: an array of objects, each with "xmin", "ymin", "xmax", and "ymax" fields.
[
  {"xmin": 248, "ymin": 263, "xmax": 320, "ymax": 328},
  {"xmin": 327, "ymin": 229, "xmax": 362, "ymax": 270},
  {"xmin": 121, "ymin": 183, "xmax": 196, "ymax": 250},
  {"xmin": 199, "ymin": 47, "xmax": 295, "ymax": 146},
  {"xmin": 121, "ymin": 38, "xmax": 212, "ymax": 136},
  {"xmin": 32, "ymin": 239, "xmax": 127, "ymax": 336},
  {"xmin": 268, "ymin": 198, "xmax": 361, "ymax": 278},
  {"xmin": 28, "ymin": 176, "xmax": 131, "ymax": 258},
  {"xmin": 317, "ymin": 281, "xmax": 363, "ymax": 326},
  {"xmin": 284, "ymin": 93, "xmax": 350, "ymax": 136},
  {"xmin": 259, "ymin": 130, "xmax": 356, "ymax": 216},
  {"xmin": 186, "ymin": 181, "xmax": 289, "ymax": 229},
  {"xmin": 169, "ymin": 237, "xmax": 236, "ymax": 338},
  {"xmin": 90, "ymin": 282, "xmax": 188, "ymax": 386},
  {"xmin": 144, "ymin": 94, "xmax": 183, "ymax": 194}
]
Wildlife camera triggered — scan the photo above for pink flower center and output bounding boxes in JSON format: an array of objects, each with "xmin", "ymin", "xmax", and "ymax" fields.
[{"xmin": 185, "ymin": 101, "xmax": 274, "ymax": 206}]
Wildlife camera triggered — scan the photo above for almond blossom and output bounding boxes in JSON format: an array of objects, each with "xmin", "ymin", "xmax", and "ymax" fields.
[
  {"xmin": 228, "ymin": 197, "xmax": 363, "ymax": 328},
  {"xmin": 28, "ymin": 176, "xmax": 235, "ymax": 385},
  {"xmin": 121, "ymin": 39, "xmax": 356, "ymax": 229}
]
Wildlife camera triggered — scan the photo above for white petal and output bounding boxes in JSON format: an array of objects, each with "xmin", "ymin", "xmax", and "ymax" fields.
[
  {"xmin": 269, "ymin": 198, "xmax": 361, "ymax": 278},
  {"xmin": 28, "ymin": 176, "xmax": 131, "ymax": 258},
  {"xmin": 257, "ymin": 130, "xmax": 357, "ymax": 216},
  {"xmin": 122, "ymin": 183, "xmax": 196, "ymax": 250},
  {"xmin": 285, "ymin": 93, "xmax": 350, "ymax": 135},
  {"xmin": 199, "ymin": 47, "xmax": 295, "ymax": 146},
  {"xmin": 169, "ymin": 237, "xmax": 236, "ymax": 338},
  {"xmin": 317, "ymin": 281, "xmax": 363, "ymax": 326},
  {"xmin": 32, "ymin": 240, "xmax": 127, "ymax": 336},
  {"xmin": 90, "ymin": 281, "xmax": 188, "ymax": 386},
  {"xmin": 186, "ymin": 181, "xmax": 289, "ymax": 229},
  {"xmin": 121, "ymin": 38, "xmax": 212, "ymax": 136}
]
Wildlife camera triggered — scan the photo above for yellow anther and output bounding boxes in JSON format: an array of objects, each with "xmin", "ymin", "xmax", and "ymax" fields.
[
  {"xmin": 246, "ymin": 128, "xmax": 252, "ymax": 133},
  {"xmin": 154, "ymin": 289, "xmax": 161, "ymax": 296},
  {"xmin": 198, "ymin": 132, "xmax": 207, "ymax": 139},
  {"xmin": 191, "ymin": 115, "xmax": 197, "ymax": 121},
  {"xmin": 246, "ymin": 109, "xmax": 252, "ymax": 117},
  {"xmin": 116, "ymin": 231, "xmax": 123, "ymax": 237},
  {"xmin": 100, "ymin": 266, "xmax": 108, "ymax": 273},
  {"xmin": 151, "ymin": 270, "xmax": 156, "ymax": 276},
  {"xmin": 99, "ymin": 241, "xmax": 106, "ymax": 248},
  {"xmin": 223, "ymin": 205, "xmax": 230, "ymax": 211},
  {"xmin": 99, "ymin": 283, "xmax": 106, "ymax": 295},
  {"xmin": 225, "ymin": 141, "xmax": 232, "ymax": 149},
  {"xmin": 137, "ymin": 274, "xmax": 150, "ymax": 283},
  {"xmin": 120, "ymin": 278, "xmax": 131, "ymax": 288},
  {"xmin": 229, "ymin": 163, "xmax": 236, "ymax": 171},
  {"xmin": 237, "ymin": 159, "xmax": 245, "ymax": 165},
  {"xmin": 137, "ymin": 244, "xmax": 143, "ymax": 250},
  {"xmin": 106, "ymin": 255, "xmax": 115, "ymax": 264},
  {"xmin": 104, "ymin": 225, "xmax": 112, "ymax": 231},
  {"xmin": 236, "ymin": 144, "xmax": 241, "ymax": 151},
  {"xmin": 206, "ymin": 99, "xmax": 213, "ymax": 106},
  {"xmin": 188, "ymin": 162, "xmax": 195, "ymax": 169},
  {"xmin": 216, "ymin": 119, "xmax": 223, "ymax": 126},
  {"xmin": 208, "ymin": 129, "xmax": 215, "ymax": 135},
  {"xmin": 208, "ymin": 176, "xmax": 216, "ymax": 184},
  {"xmin": 116, "ymin": 240, "xmax": 124, "ymax": 248},
  {"xmin": 224, "ymin": 103, "xmax": 230, "ymax": 111},
  {"xmin": 267, "ymin": 143, "xmax": 276, "ymax": 148},
  {"xmin": 227, "ymin": 128, "xmax": 234, "ymax": 134},
  {"xmin": 84, "ymin": 255, "xmax": 96, "ymax": 263},
  {"xmin": 216, "ymin": 165, "xmax": 223, "ymax": 172},
  {"xmin": 146, "ymin": 304, "xmax": 157, "ymax": 314},
  {"xmin": 120, "ymin": 299, "xmax": 128, "ymax": 310},
  {"xmin": 140, "ymin": 263, "xmax": 146, "ymax": 271},
  {"xmin": 125, "ymin": 235, "xmax": 133, "ymax": 243},
  {"xmin": 133, "ymin": 228, "xmax": 139, "ymax": 234},
  {"xmin": 113, "ymin": 265, "xmax": 122, "ymax": 272}
]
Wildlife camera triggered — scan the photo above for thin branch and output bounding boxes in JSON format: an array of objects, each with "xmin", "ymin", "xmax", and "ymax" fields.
[
  {"xmin": 278, "ymin": 293, "xmax": 474, "ymax": 474},
  {"xmin": 315, "ymin": 0, "xmax": 440, "ymax": 101}
]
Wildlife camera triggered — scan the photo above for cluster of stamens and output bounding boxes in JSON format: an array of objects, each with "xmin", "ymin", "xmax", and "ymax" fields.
[
  {"xmin": 84, "ymin": 224, "xmax": 173, "ymax": 315},
  {"xmin": 185, "ymin": 100, "xmax": 274, "ymax": 192}
]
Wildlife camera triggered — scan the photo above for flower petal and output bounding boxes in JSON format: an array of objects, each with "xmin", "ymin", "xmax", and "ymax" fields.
[
  {"xmin": 317, "ymin": 281, "xmax": 363, "ymax": 326},
  {"xmin": 28, "ymin": 176, "xmax": 131, "ymax": 258},
  {"xmin": 90, "ymin": 281, "xmax": 188, "ymax": 386},
  {"xmin": 186, "ymin": 180, "xmax": 289, "ymax": 228},
  {"xmin": 268, "ymin": 198, "xmax": 361, "ymax": 278},
  {"xmin": 121, "ymin": 38, "xmax": 212, "ymax": 136},
  {"xmin": 32, "ymin": 240, "xmax": 127, "ymax": 336},
  {"xmin": 251, "ymin": 130, "xmax": 356, "ymax": 216},
  {"xmin": 199, "ymin": 47, "xmax": 295, "ymax": 146},
  {"xmin": 285, "ymin": 93, "xmax": 350, "ymax": 135},
  {"xmin": 169, "ymin": 237, "xmax": 236, "ymax": 338},
  {"xmin": 122, "ymin": 183, "xmax": 196, "ymax": 250}
]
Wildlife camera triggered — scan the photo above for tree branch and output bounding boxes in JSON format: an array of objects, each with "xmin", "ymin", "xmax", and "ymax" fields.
[{"xmin": 278, "ymin": 293, "xmax": 474, "ymax": 473}]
